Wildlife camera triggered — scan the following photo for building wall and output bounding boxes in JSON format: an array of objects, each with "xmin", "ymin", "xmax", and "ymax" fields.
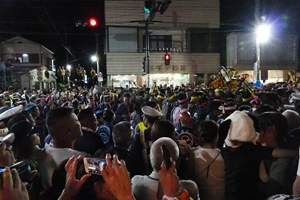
[
  {"xmin": 226, "ymin": 32, "xmax": 298, "ymax": 71},
  {"xmin": 105, "ymin": 0, "xmax": 220, "ymax": 86},
  {"xmin": 107, "ymin": 52, "xmax": 220, "ymax": 74},
  {"xmin": 0, "ymin": 38, "xmax": 42, "ymax": 55},
  {"xmin": 0, "ymin": 37, "xmax": 56, "ymax": 90},
  {"xmin": 105, "ymin": 0, "xmax": 220, "ymax": 29}
]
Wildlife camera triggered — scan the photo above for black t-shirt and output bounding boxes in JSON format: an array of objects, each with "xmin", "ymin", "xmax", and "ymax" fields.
[{"xmin": 221, "ymin": 142, "xmax": 274, "ymax": 200}]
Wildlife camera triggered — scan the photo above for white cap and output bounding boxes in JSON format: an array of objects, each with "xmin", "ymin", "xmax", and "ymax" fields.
[
  {"xmin": 291, "ymin": 93, "xmax": 300, "ymax": 101},
  {"xmin": 141, "ymin": 106, "xmax": 163, "ymax": 118},
  {"xmin": 0, "ymin": 105, "xmax": 23, "ymax": 121}
]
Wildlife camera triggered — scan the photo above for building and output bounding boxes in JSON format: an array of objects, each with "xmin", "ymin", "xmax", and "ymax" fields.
[
  {"xmin": 226, "ymin": 32, "xmax": 298, "ymax": 83},
  {"xmin": 104, "ymin": 0, "xmax": 220, "ymax": 87},
  {"xmin": 0, "ymin": 36, "xmax": 56, "ymax": 91}
]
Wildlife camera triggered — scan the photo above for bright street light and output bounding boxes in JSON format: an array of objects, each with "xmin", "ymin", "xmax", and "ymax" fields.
[
  {"xmin": 66, "ymin": 64, "xmax": 71, "ymax": 70},
  {"xmin": 256, "ymin": 24, "xmax": 271, "ymax": 43},
  {"xmin": 253, "ymin": 23, "xmax": 271, "ymax": 87},
  {"xmin": 91, "ymin": 55, "xmax": 98, "ymax": 62}
]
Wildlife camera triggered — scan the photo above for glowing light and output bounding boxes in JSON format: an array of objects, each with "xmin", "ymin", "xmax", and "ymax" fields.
[{"xmin": 256, "ymin": 24, "xmax": 271, "ymax": 43}]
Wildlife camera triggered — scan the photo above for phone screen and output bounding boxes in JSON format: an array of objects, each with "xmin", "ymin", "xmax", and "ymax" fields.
[
  {"xmin": 83, "ymin": 157, "xmax": 106, "ymax": 175},
  {"xmin": 0, "ymin": 167, "xmax": 4, "ymax": 173}
]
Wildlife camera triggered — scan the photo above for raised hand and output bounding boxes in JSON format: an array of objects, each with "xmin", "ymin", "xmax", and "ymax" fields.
[
  {"xmin": 58, "ymin": 155, "xmax": 91, "ymax": 200},
  {"xmin": 100, "ymin": 154, "xmax": 135, "ymax": 200},
  {"xmin": 0, "ymin": 167, "xmax": 29, "ymax": 200}
]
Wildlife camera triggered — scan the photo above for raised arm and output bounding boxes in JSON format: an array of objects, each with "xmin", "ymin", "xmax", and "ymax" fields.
[{"xmin": 100, "ymin": 154, "xmax": 135, "ymax": 200}]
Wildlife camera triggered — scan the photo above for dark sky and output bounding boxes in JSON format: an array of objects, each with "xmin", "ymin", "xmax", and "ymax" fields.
[
  {"xmin": 220, "ymin": 0, "xmax": 300, "ymax": 33},
  {"xmin": 1, "ymin": 0, "xmax": 300, "ymax": 68},
  {"xmin": 0, "ymin": 0, "xmax": 105, "ymax": 70}
]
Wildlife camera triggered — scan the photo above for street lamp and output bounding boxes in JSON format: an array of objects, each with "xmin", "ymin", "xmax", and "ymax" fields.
[
  {"xmin": 66, "ymin": 64, "xmax": 72, "ymax": 88},
  {"xmin": 253, "ymin": 23, "xmax": 271, "ymax": 87},
  {"xmin": 256, "ymin": 24, "xmax": 271, "ymax": 43},
  {"xmin": 90, "ymin": 55, "xmax": 100, "ymax": 87},
  {"xmin": 91, "ymin": 55, "xmax": 98, "ymax": 62}
]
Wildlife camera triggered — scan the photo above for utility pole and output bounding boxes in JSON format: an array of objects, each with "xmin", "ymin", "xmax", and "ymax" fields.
[
  {"xmin": 95, "ymin": 32, "xmax": 100, "ymax": 87},
  {"xmin": 143, "ymin": 0, "xmax": 171, "ymax": 88},
  {"xmin": 254, "ymin": 0, "xmax": 261, "ymax": 87},
  {"xmin": 145, "ymin": 19, "xmax": 150, "ymax": 88}
]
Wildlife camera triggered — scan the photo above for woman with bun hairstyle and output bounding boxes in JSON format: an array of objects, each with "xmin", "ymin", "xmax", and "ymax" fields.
[{"xmin": 193, "ymin": 120, "xmax": 225, "ymax": 200}]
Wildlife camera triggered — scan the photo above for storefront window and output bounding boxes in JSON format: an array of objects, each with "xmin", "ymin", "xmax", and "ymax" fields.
[
  {"xmin": 150, "ymin": 73, "xmax": 189, "ymax": 87},
  {"xmin": 111, "ymin": 75, "xmax": 137, "ymax": 88}
]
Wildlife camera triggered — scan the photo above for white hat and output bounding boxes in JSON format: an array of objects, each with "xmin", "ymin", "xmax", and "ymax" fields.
[
  {"xmin": 291, "ymin": 93, "xmax": 300, "ymax": 101},
  {"xmin": 141, "ymin": 106, "xmax": 163, "ymax": 118},
  {"xmin": 0, "ymin": 105, "xmax": 23, "ymax": 121},
  {"xmin": 224, "ymin": 110, "xmax": 257, "ymax": 148}
]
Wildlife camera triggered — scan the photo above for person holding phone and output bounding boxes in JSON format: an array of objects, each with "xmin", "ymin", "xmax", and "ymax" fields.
[
  {"xmin": 56, "ymin": 153, "xmax": 188, "ymax": 200},
  {"xmin": 131, "ymin": 137, "xmax": 199, "ymax": 200},
  {"xmin": 0, "ymin": 141, "xmax": 15, "ymax": 167},
  {"xmin": 0, "ymin": 167, "xmax": 29, "ymax": 200}
]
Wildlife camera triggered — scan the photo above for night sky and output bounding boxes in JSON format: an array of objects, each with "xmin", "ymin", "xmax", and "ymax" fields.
[
  {"xmin": 0, "ymin": 0, "xmax": 105, "ymax": 72},
  {"xmin": 1, "ymin": 0, "xmax": 300, "ymax": 69}
]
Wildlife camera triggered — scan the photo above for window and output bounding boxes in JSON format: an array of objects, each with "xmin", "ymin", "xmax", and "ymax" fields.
[
  {"xmin": 1, "ymin": 53, "xmax": 39, "ymax": 64},
  {"xmin": 22, "ymin": 54, "xmax": 29, "ymax": 62},
  {"xmin": 28, "ymin": 54, "xmax": 39, "ymax": 63},
  {"xmin": 144, "ymin": 35, "xmax": 172, "ymax": 52},
  {"xmin": 108, "ymin": 27, "xmax": 138, "ymax": 52}
]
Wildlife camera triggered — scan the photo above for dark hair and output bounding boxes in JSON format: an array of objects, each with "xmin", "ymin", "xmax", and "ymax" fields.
[
  {"xmin": 46, "ymin": 107, "xmax": 74, "ymax": 136},
  {"xmin": 261, "ymin": 92, "xmax": 279, "ymax": 104},
  {"xmin": 142, "ymin": 101, "xmax": 157, "ymax": 108},
  {"xmin": 145, "ymin": 115, "xmax": 160, "ymax": 125},
  {"xmin": 103, "ymin": 109, "xmax": 114, "ymax": 122},
  {"xmin": 123, "ymin": 93, "xmax": 130, "ymax": 98},
  {"xmin": 8, "ymin": 115, "xmax": 35, "ymax": 160},
  {"xmin": 150, "ymin": 120, "xmax": 175, "ymax": 141},
  {"xmin": 197, "ymin": 96, "xmax": 208, "ymax": 106},
  {"xmin": 208, "ymin": 101, "xmax": 222, "ymax": 112},
  {"xmin": 253, "ymin": 104, "xmax": 277, "ymax": 117},
  {"xmin": 112, "ymin": 121, "xmax": 133, "ymax": 149},
  {"xmin": 78, "ymin": 108, "xmax": 94, "ymax": 122},
  {"xmin": 133, "ymin": 103, "xmax": 141, "ymax": 111},
  {"xmin": 7, "ymin": 113, "xmax": 28, "ymax": 129},
  {"xmin": 258, "ymin": 112, "xmax": 289, "ymax": 147},
  {"xmin": 177, "ymin": 93, "xmax": 187, "ymax": 103},
  {"xmin": 197, "ymin": 120, "xmax": 218, "ymax": 143}
]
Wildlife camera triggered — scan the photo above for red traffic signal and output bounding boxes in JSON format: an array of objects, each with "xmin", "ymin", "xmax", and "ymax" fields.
[
  {"xmin": 89, "ymin": 18, "xmax": 98, "ymax": 27},
  {"xmin": 164, "ymin": 53, "xmax": 170, "ymax": 65}
]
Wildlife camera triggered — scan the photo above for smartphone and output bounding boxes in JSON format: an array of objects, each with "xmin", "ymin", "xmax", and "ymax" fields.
[
  {"xmin": 83, "ymin": 156, "xmax": 106, "ymax": 175},
  {"xmin": 0, "ymin": 161, "xmax": 31, "ymax": 182},
  {"xmin": 162, "ymin": 144, "xmax": 172, "ymax": 170}
]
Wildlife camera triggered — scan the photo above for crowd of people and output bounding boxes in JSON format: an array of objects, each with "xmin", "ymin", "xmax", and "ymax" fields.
[{"xmin": 1, "ymin": 81, "xmax": 300, "ymax": 200}]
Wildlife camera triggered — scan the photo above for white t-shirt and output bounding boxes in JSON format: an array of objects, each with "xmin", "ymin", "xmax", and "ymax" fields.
[
  {"xmin": 37, "ymin": 143, "xmax": 86, "ymax": 189},
  {"xmin": 132, "ymin": 171, "xmax": 199, "ymax": 200},
  {"xmin": 297, "ymin": 147, "xmax": 300, "ymax": 176},
  {"xmin": 193, "ymin": 147, "xmax": 226, "ymax": 200}
]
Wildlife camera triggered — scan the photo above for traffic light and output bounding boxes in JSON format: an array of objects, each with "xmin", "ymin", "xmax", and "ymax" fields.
[
  {"xmin": 159, "ymin": 0, "xmax": 172, "ymax": 14},
  {"xmin": 144, "ymin": 1, "xmax": 154, "ymax": 14},
  {"xmin": 89, "ymin": 18, "xmax": 98, "ymax": 27},
  {"xmin": 164, "ymin": 53, "xmax": 170, "ymax": 65},
  {"xmin": 142, "ymin": 57, "xmax": 146, "ymax": 72},
  {"xmin": 144, "ymin": 1, "xmax": 157, "ymax": 20}
]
